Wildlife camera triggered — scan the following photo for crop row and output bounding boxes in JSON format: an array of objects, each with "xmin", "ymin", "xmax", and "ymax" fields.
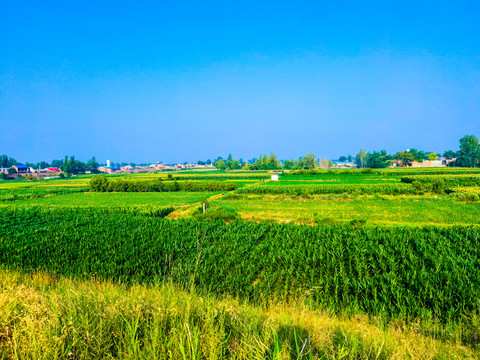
[
  {"xmin": 0, "ymin": 187, "xmax": 87, "ymax": 202},
  {"xmin": 236, "ymin": 183, "xmax": 416, "ymax": 195},
  {"xmin": 401, "ymin": 175, "xmax": 480, "ymax": 187},
  {"xmin": 90, "ymin": 177, "xmax": 237, "ymax": 192},
  {"xmin": 288, "ymin": 168, "xmax": 480, "ymax": 176},
  {"xmin": 1, "ymin": 208, "xmax": 479, "ymax": 323},
  {"xmin": 171, "ymin": 175, "xmax": 270, "ymax": 180}
]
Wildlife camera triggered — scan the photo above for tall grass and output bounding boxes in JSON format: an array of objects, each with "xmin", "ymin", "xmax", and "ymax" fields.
[
  {"xmin": 0, "ymin": 269, "xmax": 477, "ymax": 359},
  {"xmin": 1, "ymin": 208, "xmax": 479, "ymax": 324}
]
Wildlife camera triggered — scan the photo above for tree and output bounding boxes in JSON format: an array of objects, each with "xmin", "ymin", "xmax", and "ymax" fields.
[
  {"xmin": 443, "ymin": 150, "xmax": 457, "ymax": 159},
  {"xmin": 428, "ymin": 153, "xmax": 438, "ymax": 161},
  {"xmin": 231, "ymin": 159, "xmax": 241, "ymax": 169},
  {"xmin": 408, "ymin": 148, "xmax": 427, "ymax": 162},
  {"xmin": 297, "ymin": 153, "xmax": 318, "ymax": 169},
  {"xmin": 283, "ymin": 159, "xmax": 297, "ymax": 170},
  {"xmin": 366, "ymin": 151, "xmax": 392, "ymax": 168},
  {"xmin": 0, "ymin": 155, "xmax": 18, "ymax": 168},
  {"xmin": 90, "ymin": 176, "xmax": 109, "ymax": 192},
  {"xmin": 215, "ymin": 159, "xmax": 226, "ymax": 170},
  {"xmin": 38, "ymin": 161, "xmax": 49, "ymax": 169},
  {"xmin": 266, "ymin": 153, "xmax": 281, "ymax": 169},
  {"xmin": 355, "ymin": 150, "xmax": 367, "ymax": 168},
  {"xmin": 347, "ymin": 155, "xmax": 353, "ymax": 162},
  {"xmin": 395, "ymin": 151, "xmax": 415, "ymax": 166},
  {"xmin": 206, "ymin": 159, "xmax": 212, "ymax": 165},
  {"xmin": 61, "ymin": 155, "xmax": 87, "ymax": 174},
  {"xmin": 51, "ymin": 159, "xmax": 64, "ymax": 168},
  {"xmin": 457, "ymin": 135, "xmax": 480, "ymax": 167},
  {"xmin": 338, "ymin": 156, "xmax": 347, "ymax": 162},
  {"xmin": 86, "ymin": 157, "xmax": 100, "ymax": 173}
]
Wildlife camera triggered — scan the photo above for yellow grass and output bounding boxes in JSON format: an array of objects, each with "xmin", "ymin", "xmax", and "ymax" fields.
[{"xmin": 0, "ymin": 269, "xmax": 476, "ymax": 359}]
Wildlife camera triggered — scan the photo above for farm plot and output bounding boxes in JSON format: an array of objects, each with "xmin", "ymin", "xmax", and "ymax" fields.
[
  {"xmin": 1, "ymin": 207, "xmax": 480, "ymax": 324},
  {"xmin": 0, "ymin": 191, "xmax": 214, "ymax": 209},
  {"xmin": 214, "ymin": 194, "xmax": 480, "ymax": 226}
]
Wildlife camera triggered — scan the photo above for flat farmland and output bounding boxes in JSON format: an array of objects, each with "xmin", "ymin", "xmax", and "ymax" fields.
[
  {"xmin": 1, "ymin": 167, "xmax": 480, "ymax": 358},
  {"xmin": 214, "ymin": 194, "xmax": 480, "ymax": 226},
  {"xmin": 0, "ymin": 191, "xmax": 214, "ymax": 208}
]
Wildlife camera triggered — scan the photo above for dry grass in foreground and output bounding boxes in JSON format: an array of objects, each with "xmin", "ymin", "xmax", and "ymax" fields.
[{"xmin": 0, "ymin": 270, "xmax": 477, "ymax": 359}]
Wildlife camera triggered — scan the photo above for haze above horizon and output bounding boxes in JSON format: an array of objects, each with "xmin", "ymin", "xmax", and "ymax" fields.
[{"xmin": 1, "ymin": 1, "xmax": 479, "ymax": 163}]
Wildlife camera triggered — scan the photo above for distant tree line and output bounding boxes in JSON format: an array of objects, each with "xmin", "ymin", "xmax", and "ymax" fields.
[
  {"xmin": 0, "ymin": 155, "xmax": 100, "ymax": 175},
  {"xmin": 349, "ymin": 135, "xmax": 480, "ymax": 169},
  {"xmin": 206, "ymin": 153, "xmax": 333, "ymax": 171},
  {"xmin": 2, "ymin": 135, "xmax": 479, "ymax": 179}
]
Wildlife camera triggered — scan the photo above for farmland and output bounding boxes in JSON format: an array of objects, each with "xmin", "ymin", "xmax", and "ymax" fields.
[
  {"xmin": 1, "ymin": 168, "xmax": 480, "ymax": 358},
  {"xmin": 214, "ymin": 194, "xmax": 480, "ymax": 226}
]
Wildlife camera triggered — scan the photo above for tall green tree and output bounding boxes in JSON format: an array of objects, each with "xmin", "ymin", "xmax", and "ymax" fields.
[
  {"xmin": 457, "ymin": 135, "xmax": 480, "ymax": 167},
  {"xmin": 60, "ymin": 156, "xmax": 87, "ymax": 174},
  {"xmin": 443, "ymin": 150, "xmax": 457, "ymax": 159},
  {"xmin": 283, "ymin": 159, "xmax": 297, "ymax": 170},
  {"xmin": 215, "ymin": 159, "xmax": 226, "ymax": 170},
  {"xmin": 355, "ymin": 150, "xmax": 367, "ymax": 168},
  {"xmin": 86, "ymin": 157, "xmax": 100, "ymax": 173},
  {"xmin": 0, "ymin": 155, "xmax": 18, "ymax": 168},
  {"xmin": 407, "ymin": 148, "xmax": 428, "ymax": 162},
  {"xmin": 395, "ymin": 151, "xmax": 415, "ymax": 166},
  {"xmin": 366, "ymin": 151, "xmax": 392, "ymax": 168},
  {"xmin": 297, "ymin": 153, "xmax": 318, "ymax": 169}
]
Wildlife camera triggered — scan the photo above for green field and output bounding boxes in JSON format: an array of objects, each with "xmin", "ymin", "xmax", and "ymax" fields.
[
  {"xmin": 1, "ymin": 168, "xmax": 480, "ymax": 358},
  {"xmin": 0, "ymin": 191, "xmax": 214, "ymax": 208},
  {"xmin": 214, "ymin": 194, "xmax": 480, "ymax": 226}
]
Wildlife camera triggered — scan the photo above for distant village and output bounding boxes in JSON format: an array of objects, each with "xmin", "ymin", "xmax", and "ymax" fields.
[
  {"xmin": 0, "ymin": 155, "xmax": 459, "ymax": 180},
  {"xmin": 97, "ymin": 160, "xmax": 216, "ymax": 174},
  {"xmin": 0, "ymin": 161, "xmax": 217, "ymax": 180},
  {"xmin": 4, "ymin": 133, "xmax": 478, "ymax": 180},
  {"xmin": 335, "ymin": 156, "xmax": 457, "ymax": 169}
]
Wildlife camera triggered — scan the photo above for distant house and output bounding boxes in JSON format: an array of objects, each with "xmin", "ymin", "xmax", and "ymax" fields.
[
  {"xmin": 13, "ymin": 165, "xmax": 30, "ymax": 173},
  {"xmin": 408, "ymin": 160, "xmax": 444, "ymax": 168},
  {"xmin": 440, "ymin": 157, "xmax": 457, "ymax": 166},
  {"xmin": 46, "ymin": 167, "xmax": 61, "ymax": 172},
  {"xmin": 98, "ymin": 166, "xmax": 116, "ymax": 174},
  {"xmin": 391, "ymin": 159, "xmax": 447, "ymax": 168}
]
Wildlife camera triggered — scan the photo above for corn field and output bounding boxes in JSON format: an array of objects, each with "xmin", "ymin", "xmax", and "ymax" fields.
[{"xmin": 1, "ymin": 207, "xmax": 479, "ymax": 324}]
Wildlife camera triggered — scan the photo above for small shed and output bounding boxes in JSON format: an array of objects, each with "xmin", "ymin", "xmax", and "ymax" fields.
[{"xmin": 271, "ymin": 174, "xmax": 279, "ymax": 181}]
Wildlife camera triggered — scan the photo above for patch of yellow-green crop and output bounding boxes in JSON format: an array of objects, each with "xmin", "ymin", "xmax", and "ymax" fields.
[
  {"xmin": 0, "ymin": 191, "xmax": 214, "ymax": 209},
  {"xmin": 214, "ymin": 194, "xmax": 480, "ymax": 226}
]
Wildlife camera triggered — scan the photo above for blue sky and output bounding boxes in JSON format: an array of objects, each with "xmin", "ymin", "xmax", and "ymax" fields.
[{"xmin": 1, "ymin": 1, "xmax": 479, "ymax": 163}]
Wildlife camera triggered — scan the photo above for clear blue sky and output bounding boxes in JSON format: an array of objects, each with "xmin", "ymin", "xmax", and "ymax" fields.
[{"xmin": 1, "ymin": 1, "xmax": 479, "ymax": 163}]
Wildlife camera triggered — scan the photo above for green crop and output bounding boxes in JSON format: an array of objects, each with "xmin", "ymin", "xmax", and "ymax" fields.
[
  {"xmin": 237, "ymin": 183, "xmax": 416, "ymax": 195},
  {"xmin": 1, "ymin": 207, "xmax": 479, "ymax": 324},
  {"xmin": 89, "ymin": 177, "xmax": 237, "ymax": 192}
]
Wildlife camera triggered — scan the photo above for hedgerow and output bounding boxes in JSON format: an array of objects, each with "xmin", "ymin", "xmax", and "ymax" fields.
[
  {"xmin": 89, "ymin": 176, "xmax": 237, "ymax": 192},
  {"xmin": 237, "ymin": 183, "xmax": 416, "ymax": 195}
]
